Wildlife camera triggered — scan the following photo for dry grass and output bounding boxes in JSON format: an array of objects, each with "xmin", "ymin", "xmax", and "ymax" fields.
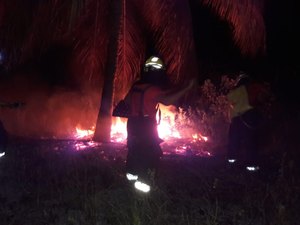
[
  {"xmin": 0, "ymin": 125, "xmax": 299, "ymax": 225},
  {"xmin": 1, "ymin": 74, "xmax": 297, "ymax": 225}
]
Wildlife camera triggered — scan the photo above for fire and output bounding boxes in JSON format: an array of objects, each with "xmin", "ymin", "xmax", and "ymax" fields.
[
  {"xmin": 110, "ymin": 117, "xmax": 127, "ymax": 143},
  {"xmin": 75, "ymin": 126, "xmax": 95, "ymax": 139},
  {"xmin": 74, "ymin": 104, "xmax": 209, "ymax": 155},
  {"xmin": 157, "ymin": 104, "xmax": 181, "ymax": 139},
  {"xmin": 74, "ymin": 141, "xmax": 100, "ymax": 151},
  {"xmin": 192, "ymin": 133, "xmax": 208, "ymax": 142}
]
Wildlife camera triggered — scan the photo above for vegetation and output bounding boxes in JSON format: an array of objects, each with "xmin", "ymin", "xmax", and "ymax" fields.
[
  {"xmin": 0, "ymin": 1, "xmax": 298, "ymax": 224},
  {"xmin": 0, "ymin": 130, "xmax": 299, "ymax": 225},
  {"xmin": 1, "ymin": 76, "xmax": 299, "ymax": 225}
]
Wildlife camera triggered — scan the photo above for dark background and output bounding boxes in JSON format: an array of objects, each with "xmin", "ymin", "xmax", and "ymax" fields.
[{"xmin": 190, "ymin": 0, "xmax": 299, "ymax": 108}]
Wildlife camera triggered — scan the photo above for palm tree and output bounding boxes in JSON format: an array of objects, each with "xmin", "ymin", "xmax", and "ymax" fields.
[
  {"xmin": 92, "ymin": 0, "xmax": 266, "ymax": 142},
  {"xmin": 93, "ymin": 0, "xmax": 122, "ymax": 142},
  {"xmin": 0, "ymin": 0, "xmax": 267, "ymax": 140}
]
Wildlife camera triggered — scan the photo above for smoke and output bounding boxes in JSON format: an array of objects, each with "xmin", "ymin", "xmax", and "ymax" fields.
[{"xmin": 0, "ymin": 75, "xmax": 101, "ymax": 139}]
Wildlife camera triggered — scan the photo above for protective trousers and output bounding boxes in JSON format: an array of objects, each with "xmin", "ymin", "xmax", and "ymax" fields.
[
  {"xmin": 228, "ymin": 109, "xmax": 263, "ymax": 166},
  {"xmin": 126, "ymin": 116, "xmax": 163, "ymax": 183}
]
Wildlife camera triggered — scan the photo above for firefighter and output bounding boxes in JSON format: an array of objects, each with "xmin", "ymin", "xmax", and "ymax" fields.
[
  {"xmin": 226, "ymin": 71, "xmax": 267, "ymax": 172},
  {"xmin": 125, "ymin": 56, "xmax": 194, "ymax": 192}
]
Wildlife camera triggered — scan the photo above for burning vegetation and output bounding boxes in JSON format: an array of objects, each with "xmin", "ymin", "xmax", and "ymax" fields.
[
  {"xmin": 0, "ymin": 1, "xmax": 299, "ymax": 224},
  {"xmin": 0, "ymin": 0, "xmax": 268, "ymax": 144}
]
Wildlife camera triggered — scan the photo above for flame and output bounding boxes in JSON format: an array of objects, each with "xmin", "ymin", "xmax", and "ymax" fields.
[
  {"xmin": 75, "ymin": 126, "xmax": 95, "ymax": 139},
  {"xmin": 157, "ymin": 104, "xmax": 181, "ymax": 139},
  {"xmin": 110, "ymin": 117, "xmax": 128, "ymax": 143},
  {"xmin": 74, "ymin": 104, "xmax": 209, "ymax": 147},
  {"xmin": 192, "ymin": 133, "xmax": 208, "ymax": 142}
]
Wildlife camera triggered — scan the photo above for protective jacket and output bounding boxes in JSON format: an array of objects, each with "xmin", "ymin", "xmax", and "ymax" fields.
[
  {"xmin": 126, "ymin": 83, "xmax": 163, "ymax": 181},
  {"xmin": 227, "ymin": 85, "xmax": 253, "ymax": 119}
]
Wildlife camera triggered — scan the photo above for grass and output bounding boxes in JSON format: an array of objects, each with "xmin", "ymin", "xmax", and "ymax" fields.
[
  {"xmin": 0, "ymin": 130, "xmax": 299, "ymax": 225},
  {"xmin": 0, "ymin": 75, "xmax": 299, "ymax": 225}
]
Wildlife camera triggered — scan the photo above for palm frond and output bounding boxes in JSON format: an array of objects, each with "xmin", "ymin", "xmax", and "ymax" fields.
[
  {"xmin": 21, "ymin": 0, "xmax": 86, "ymax": 63},
  {"xmin": 113, "ymin": 0, "xmax": 147, "ymax": 99},
  {"xmin": 139, "ymin": 0, "xmax": 199, "ymax": 84},
  {"xmin": 201, "ymin": 0, "xmax": 266, "ymax": 56},
  {"xmin": 70, "ymin": 0, "xmax": 110, "ymax": 89}
]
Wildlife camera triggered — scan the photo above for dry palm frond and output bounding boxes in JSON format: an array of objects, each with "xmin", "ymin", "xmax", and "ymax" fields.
[
  {"xmin": 201, "ymin": 0, "xmax": 266, "ymax": 57},
  {"xmin": 21, "ymin": 0, "xmax": 86, "ymax": 63},
  {"xmin": 113, "ymin": 0, "xmax": 147, "ymax": 99},
  {"xmin": 70, "ymin": 0, "xmax": 110, "ymax": 89}
]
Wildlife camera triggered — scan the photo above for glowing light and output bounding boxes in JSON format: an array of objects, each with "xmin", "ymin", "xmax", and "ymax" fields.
[
  {"xmin": 175, "ymin": 146, "xmax": 189, "ymax": 155},
  {"xmin": 74, "ymin": 105, "xmax": 209, "ymax": 145},
  {"xmin": 246, "ymin": 166, "xmax": 260, "ymax": 171},
  {"xmin": 126, "ymin": 173, "xmax": 138, "ymax": 181},
  {"xmin": 157, "ymin": 104, "xmax": 181, "ymax": 140},
  {"xmin": 228, "ymin": 159, "xmax": 236, "ymax": 163},
  {"xmin": 75, "ymin": 126, "xmax": 94, "ymax": 139},
  {"xmin": 74, "ymin": 141, "xmax": 99, "ymax": 151},
  {"xmin": 0, "ymin": 152, "xmax": 5, "ymax": 158},
  {"xmin": 73, "ymin": 104, "xmax": 211, "ymax": 156},
  {"xmin": 110, "ymin": 117, "xmax": 127, "ymax": 143},
  {"xmin": 192, "ymin": 133, "xmax": 208, "ymax": 142},
  {"xmin": 134, "ymin": 180, "xmax": 151, "ymax": 193}
]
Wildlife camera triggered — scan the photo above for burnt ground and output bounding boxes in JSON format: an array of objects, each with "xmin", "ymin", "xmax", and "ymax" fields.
[{"xmin": 0, "ymin": 136, "xmax": 299, "ymax": 225}]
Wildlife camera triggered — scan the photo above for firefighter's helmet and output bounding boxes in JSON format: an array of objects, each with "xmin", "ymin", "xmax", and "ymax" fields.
[{"xmin": 144, "ymin": 56, "xmax": 164, "ymax": 71}]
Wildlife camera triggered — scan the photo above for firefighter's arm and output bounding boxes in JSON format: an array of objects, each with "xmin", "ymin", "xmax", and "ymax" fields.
[{"xmin": 157, "ymin": 79, "xmax": 195, "ymax": 105}]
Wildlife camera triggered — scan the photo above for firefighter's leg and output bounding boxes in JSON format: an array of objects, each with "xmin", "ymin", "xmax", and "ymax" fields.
[
  {"xmin": 125, "ymin": 138, "xmax": 141, "ymax": 181},
  {"xmin": 227, "ymin": 117, "xmax": 241, "ymax": 163},
  {"xmin": 242, "ymin": 110, "xmax": 260, "ymax": 171},
  {"xmin": 244, "ymin": 128, "xmax": 260, "ymax": 171}
]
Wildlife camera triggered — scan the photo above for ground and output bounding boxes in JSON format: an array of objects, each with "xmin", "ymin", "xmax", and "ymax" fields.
[{"xmin": 0, "ymin": 136, "xmax": 299, "ymax": 225}]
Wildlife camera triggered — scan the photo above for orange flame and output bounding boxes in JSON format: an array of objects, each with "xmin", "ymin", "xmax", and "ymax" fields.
[
  {"xmin": 75, "ymin": 126, "xmax": 95, "ymax": 139},
  {"xmin": 110, "ymin": 117, "xmax": 128, "ymax": 143},
  {"xmin": 74, "ymin": 104, "xmax": 209, "ymax": 144}
]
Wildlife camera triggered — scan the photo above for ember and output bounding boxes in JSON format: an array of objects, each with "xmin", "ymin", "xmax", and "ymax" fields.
[{"xmin": 74, "ymin": 141, "xmax": 100, "ymax": 151}]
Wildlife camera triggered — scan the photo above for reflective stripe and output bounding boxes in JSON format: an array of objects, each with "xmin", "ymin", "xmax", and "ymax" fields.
[
  {"xmin": 246, "ymin": 166, "xmax": 260, "ymax": 171},
  {"xmin": 126, "ymin": 173, "xmax": 138, "ymax": 181},
  {"xmin": 228, "ymin": 159, "xmax": 236, "ymax": 163},
  {"xmin": 134, "ymin": 180, "xmax": 151, "ymax": 193}
]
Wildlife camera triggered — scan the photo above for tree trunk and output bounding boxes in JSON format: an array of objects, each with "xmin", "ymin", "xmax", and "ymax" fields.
[{"xmin": 93, "ymin": 0, "xmax": 122, "ymax": 142}]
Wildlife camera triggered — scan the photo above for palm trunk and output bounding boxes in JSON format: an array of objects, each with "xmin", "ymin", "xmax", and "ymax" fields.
[{"xmin": 93, "ymin": 0, "xmax": 122, "ymax": 142}]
